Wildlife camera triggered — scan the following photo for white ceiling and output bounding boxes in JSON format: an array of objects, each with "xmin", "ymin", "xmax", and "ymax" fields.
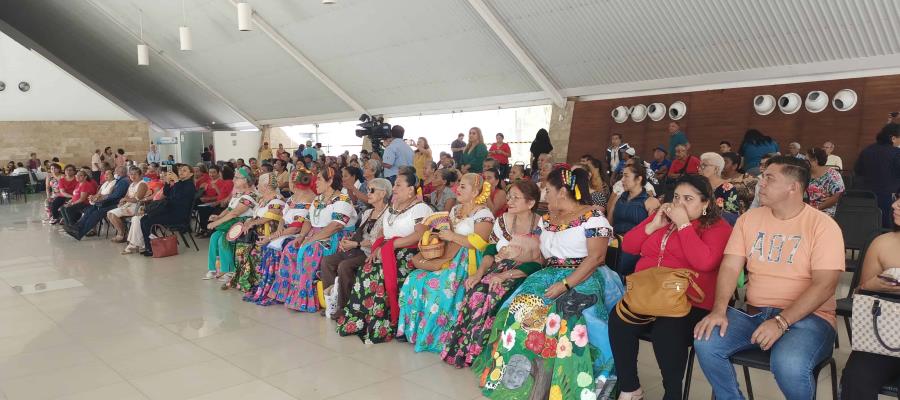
[{"xmin": 2, "ymin": 0, "xmax": 900, "ymax": 129}]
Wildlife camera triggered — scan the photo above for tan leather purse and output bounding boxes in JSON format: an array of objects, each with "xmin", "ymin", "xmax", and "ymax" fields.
[{"xmin": 615, "ymin": 226, "xmax": 705, "ymax": 324}]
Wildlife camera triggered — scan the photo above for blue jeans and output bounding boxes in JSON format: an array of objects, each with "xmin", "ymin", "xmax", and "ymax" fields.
[{"xmin": 693, "ymin": 306, "xmax": 835, "ymax": 400}]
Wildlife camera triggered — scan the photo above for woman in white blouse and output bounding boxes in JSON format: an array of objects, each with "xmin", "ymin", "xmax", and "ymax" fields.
[
  {"xmin": 399, "ymin": 172, "xmax": 494, "ymax": 354},
  {"xmin": 272, "ymin": 166, "xmax": 357, "ymax": 313},
  {"xmin": 337, "ymin": 170, "xmax": 433, "ymax": 344},
  {"xmin": 476, "ymin": 167, "xmax": 625, "ymax": 400},
  {"xmin": 226, "ymin": 172, "xmax": 286, "ymax": 292},
  {"xmin": 244, "ymin": 168, "xmax": 316, "ymax": 305},
  {"xmin": 205, "ymin": 168, "xmax": 258, "ymax": 285},
  {"xmin": 107, "ymin": 167, "xmax": 148, "ymax": 242}
]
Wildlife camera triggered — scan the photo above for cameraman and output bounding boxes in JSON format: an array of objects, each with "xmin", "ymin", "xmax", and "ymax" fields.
[{"xmin": 381, "ymin": 125, "xmax": 414, "ymax": 184}]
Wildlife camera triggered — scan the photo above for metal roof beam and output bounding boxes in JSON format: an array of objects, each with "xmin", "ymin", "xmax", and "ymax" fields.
[
  {"xmin": 85, "ymin": 0, "xmax": 260, "ymax": 129},
  {"xmin": 230, "ymin": 0, "xmax": 366, "ymax": 114},
  {"xmin": 466, "ymin": 0, "xmax": 565, "ymax": 108}
]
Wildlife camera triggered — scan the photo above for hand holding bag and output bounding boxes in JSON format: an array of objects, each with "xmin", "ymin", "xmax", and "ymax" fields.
[
  {"xmin": 851, "ymin": 289, "xmax": 900, "ymax": 357},
  {"xmin": 149, "ymin": 224, "xmax": 179, "ymax": 258},
  {"xmin": 615, "ymin": 225, "xmax": 705, "ymax": 324}
]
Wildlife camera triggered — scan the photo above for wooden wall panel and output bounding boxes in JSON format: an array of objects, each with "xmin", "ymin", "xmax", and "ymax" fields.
[{"xmin": 568, "ymin": 74, "xmax": 900, "ymax": 169}]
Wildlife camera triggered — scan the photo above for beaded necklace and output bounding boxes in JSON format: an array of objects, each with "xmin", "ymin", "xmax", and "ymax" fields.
[
  {"xmin": 387, "ymin": 198, "xmax": 420, "ymax": 226},
  {"xmin": 311, "ymin": 190, "xmax": 336, "ymax": 221}
]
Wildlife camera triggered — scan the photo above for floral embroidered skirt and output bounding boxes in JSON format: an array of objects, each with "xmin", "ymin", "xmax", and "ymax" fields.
[
  {"xmin": 336, "ymin": 248, "xmax": 416, "ymax": 343},
  {"xmin": 273, "ymin": 228, "xmax": 350, "ymax": 312},
  {"xmin": 475, "ymin": 266, "xmax": 624, "ymax": 400},
  {"xmin": 243, "ymin": 240, "xmax": 288, "ymax": 304},
  {"xmin": 229, "ymin": 242, "xmax": 261, "ymax": 292},
  {"xmin": 398, "ymin": 247, "xmax": 481, "ymax": 354},
  {"xmin": 440, "ymin": 259, "xmax": 541, "ymax": 368}
]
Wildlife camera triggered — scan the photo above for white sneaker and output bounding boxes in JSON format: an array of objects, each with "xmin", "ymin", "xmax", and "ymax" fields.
[
  {"xmin": 203, "ymin": 271, "xmax": 218, "ymax": 280},
  {"xmin": 217, "ymin": 272, "xmax": 235, "ymax": 283}
]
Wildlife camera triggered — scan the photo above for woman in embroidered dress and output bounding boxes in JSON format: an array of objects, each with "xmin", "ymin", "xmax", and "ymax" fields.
[
  {"xmin": 398, "ymin": 173, "xmax": 495, "ymax": 353},
  {"xmin": 244, "ymin": 169, "xmax": 316, "ymax": 304},
  {"xmin": 476, "ymin": 167, "xmax": 625, "ymax": 400},
  {"xmin": 272, "ymin": 166, "xmax": 358, "ymax": 312},
  {"xmin": 441, "ymin": 180, "xmax": 543, "ymax": 368},
  {"xmin": 226, "ymin": 172, "xmax": 285, "ymax": 292},
  {"xmin": 205, "ymin": 169, "xmax": 259, "ymax": 286},
  {"xmin": 336, "ymin": 170, "xmax": 433, "ymax": 343}
]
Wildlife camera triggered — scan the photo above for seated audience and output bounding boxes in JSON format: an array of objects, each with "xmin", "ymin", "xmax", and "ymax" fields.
[
  {"xmin": 699, "ymin": 152, "xmax": 744, "ymax": 216},
  {"xmin": 268, "ymin": 167, "xmax": 357, "ymax": 312},
  {"xmin": 421, "ymin": 161, "xmax": 438, "ymax": 197},
  {"xmin": 806, "ymin": 147, "xmax": 845, "ymax": 217},
  {"xmin": 244, "ymin": 168, "xmax": 316, "ymax": 304},
  {"xmin": 476, "ymin": 167, "xmax": 624, "ymax": 399},
  {"xmin": 438, "ymin": 152, "xmax": 455, "ymax": 170},
  {"xmin": 341, "ymin": 165, "xmax": 366, "ymax": 211},
  {"xmin": 139, "ymin": 164, "xmax": 196, "ymax": 256},
  {"xmin": 719, "ymin": 140, "xmax": 732, "ymax": 153},
  {"xmin": 694, "ymin": 156, "xmax": 844, "ymax": 400},
  {"xmin": 650, "ymin": 146, "xmax": 672, "ymax": 182},
  {"xmin": 582, "ymin": 158, "xmax": 611, "ymax": 211},
  {"xmin": 230, "ymin": 172, "xmax": 287, "ymax": 293},
  {"xmin": 321, "ymin": 178, "xmax": 392, "ymax": 320},
  {"xmin": 739, "ymin": 129, "xmax": 779, "ymax": 176},
  {"xmin": 65, "ymin": 166, "xmax": 129, "ymax": 240},
  {"xmin": 60, "ymin": 169, "xmax": 98, "ymax": 227},
  {"xmin": 508, "ymin": 163, "xmax": 527, "ymax": 182},
  {"xmin": 430, "ymin": 169, "xmax": 458, "ymax": 212},
  {"xmin": 399, "ymin": 172, "xmax": 494, "ymax": 353},
  {"xmin": 441, "ymin": 180, "xmax": 542, "ymax": 368},
  {"xmin": 46, "ymin": 164, "xmax": 75, "ymax": 224},
  {"xmin": 839, "ymin": 196, "xmax": 900, "ymax": 399},
  {"xmin": 721, "ymin": 152, "xmax": 757, "ymax": 211},
  {"xmin": 336, "ymin": 171, "xmax": 433, "ymax": 343},
  {"xmin": 611, "ymin": 175, "xmax": 731, "ymax": 400},
  {"xmin": 608, "ymin": 162, "xmax": 660, "ymax": 275},
  {"xmin": 483, "ymin": 168, "xmax": 507, "ymax": 217},
  {"xmin": 823, "ymin": 141, "xmax": 843, "ymax": 170},
  {"xmin": 749, "ymin": 153, "xmax": 778, "ymax": 209},
  {"xmin": 197, "ymin": 165, "xmax": 234, "ymax": 237},
  {"xmin": 106, "ymin": 167, "xmax": 148, "ymax": 242},
  {"xmin": 668, "ymin": 143, "xmax": 700, "ymax": 177},
  {"xmin": 205, "ymin": 168, "xmax": 258, "ymax": 284},
  {"xmin": 787, "ymin": 142, "xmax": 806, "ymax": 159},
  {"xmin": 10, "ymin": 162, "xmax": 29, "ymax": 176}
]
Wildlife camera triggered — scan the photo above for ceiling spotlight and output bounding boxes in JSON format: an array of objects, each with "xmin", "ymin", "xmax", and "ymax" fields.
[
  {"xmin": 237, "ymin": 2, "xmax": 252, "ymax": 31},
  {"xmin": 322, "ymin": 0, "xmax": 336, "ymax": 4}
]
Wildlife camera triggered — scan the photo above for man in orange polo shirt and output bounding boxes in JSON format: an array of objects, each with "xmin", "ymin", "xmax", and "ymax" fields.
[{"xmin": 693, "ymin": 156, "xmax": 844, "ymax": 400}]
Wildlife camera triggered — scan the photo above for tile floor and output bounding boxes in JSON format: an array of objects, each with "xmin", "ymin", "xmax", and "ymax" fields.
[{"xmin": 0, "ymin": 200, "xmax": 868, "ymax": 399}]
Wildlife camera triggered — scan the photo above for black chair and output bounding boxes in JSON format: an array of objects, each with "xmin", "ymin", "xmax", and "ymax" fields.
[
  {"xmin": 638, "ymin": 331, "xmax": 697, "ymax": 400},
  {"xmin": 165, "ymin": 212, "xmax": 199, "ymax": 251},
  {"xmin": 834, "ymin": 206, "xmax": 882, "ymax": 272},
  {"xmin": 839, "ymin": 190, "xmax": 878, "ymax": 208},
  {"xmin": 6, "ymin": 175, "xmax": 28, "ymax": 201},
  {"xmin": 880, "ymin": 384, "xmax": 900, "ymax": 399},
  {"xmin": 724, "ymin": 346, "xmax": 837, "ymax": 400}
]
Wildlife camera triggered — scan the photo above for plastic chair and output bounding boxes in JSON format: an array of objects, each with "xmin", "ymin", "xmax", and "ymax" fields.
[
  {"xmin": 723, "ymin": 346, "xmax": 837, "ymax": 400},
  {"xmin": 835, "ymin": 229, "xmax": 891, "ymax": 345},
  {"xmin": 834, "ymin": 206, "xmax": 882, "ymax": 272},
  {"xmin": 839, "ymin": 190, "xmax": 878, "ymax": 208}
]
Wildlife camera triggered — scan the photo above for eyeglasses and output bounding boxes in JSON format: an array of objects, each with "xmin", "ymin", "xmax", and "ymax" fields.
[{"xmin": 507, "ymin": 195, "xmax": 524, "ymax": 202}]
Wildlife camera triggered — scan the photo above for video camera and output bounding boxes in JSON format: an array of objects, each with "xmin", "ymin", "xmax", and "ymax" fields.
[{"xmin": 355, "ymin": 114, "xmax": 391, "ymax": 156}]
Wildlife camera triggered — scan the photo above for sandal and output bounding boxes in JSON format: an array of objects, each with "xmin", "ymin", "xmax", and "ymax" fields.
[
  {"xmin": 121, "ymin": 245, "xmax": 139, "ymax": 255},
  {"xmin": 111, "ymin": 236, "xmax": 126, "ymax": 243}
]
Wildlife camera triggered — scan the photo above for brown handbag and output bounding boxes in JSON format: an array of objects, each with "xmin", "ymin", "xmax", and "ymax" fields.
[
  {"xmin": 150, "ymin": 225, "xmax": 179, "ymax": 258},
  {"xmin": 615, "ymin": 226, "xmax": 705, "ymax": 324}
]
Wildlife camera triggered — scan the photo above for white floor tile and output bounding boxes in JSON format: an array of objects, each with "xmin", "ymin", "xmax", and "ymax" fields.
[
  {"xmin": 401, "ymin": 362, "xmax": 484, "ymax": 399},
  {"xmin": 104, "ymin": 342, "xmax": 218, "ymax": 379},
  {"xmin": 264, "ymin": 356, "xmax": 393, "ymax": 400},
  {"xmin": 0, "ymin": 360, "xmax": 122, "ymax": 400},
  {"xmin": 54, "ymin": 382, "xmax": 148, "ymax": 400},
  {"xmin": 191, "ymin": 325, "xmax": 296, "ymax": 357},
  {"xmin": 224, "ymin": 340, "xmax": 336, "ymax": 378},
  {"xmin": 184, "ymin": 380, "xmax": 296, "ymax": 400},
  {"xmin": 129, "ymin": 359, "xmax": 255, "ymax": 400},
  {"xmin": 80, "ymin": 325, "xmax": 186, "ymax": 361},
  {"xmin": 0, "ymin": 343, "xmax": 97, "ymax": 382},
  {"xmin": 328, "ymin": 377, "xmax": 452, "ymax": 400}
]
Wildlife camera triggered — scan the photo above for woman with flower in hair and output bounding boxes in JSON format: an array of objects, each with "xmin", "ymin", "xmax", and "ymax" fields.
[
  {"xmin": 272, "ymin": 166, "xmax": 357, "ymax": 312},
  {"xmin": 441, "ymin": 179, "xmax": 543, "ymax": 368},
  {"xmin": 225, "ymin": 172, "xmax": 286, "ymax": 292},
  {"xmin": 398, "ymin": 172, "xmax": 495, "ymax": 353},
  {"xmin": 205, "ymin": 168, "xmax": 259, "ymax": 286},
  {"xmin": 476, "ymin": 166, "xmax": 624, "ymax": 400},
  {"xmin": 244, "ymin": 168, "xmax": 316, "ymax": 304}
]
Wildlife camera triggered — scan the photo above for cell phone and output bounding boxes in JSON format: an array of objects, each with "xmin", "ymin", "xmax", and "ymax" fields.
[{"xmin": 166, "ymin": 165, "xmax": 173, "ymax": 173}]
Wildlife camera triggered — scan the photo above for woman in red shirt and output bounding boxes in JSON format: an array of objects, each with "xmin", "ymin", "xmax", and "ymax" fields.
[
  {"xmin": 60, "ymin": 170, "xmax": 99, "ymax": 228},
  {"xmin": 488, "ymin": 133, "xmax": 512, "ymax": 178},
  {"xmin": 610, "ymin": 174, "xmax": 732, "ymax": 400}
]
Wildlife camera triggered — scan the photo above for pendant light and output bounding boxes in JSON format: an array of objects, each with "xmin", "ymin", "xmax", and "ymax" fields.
[
  {"xmin": 322, "ymin": 0, "xmax": 336, "ymax": 4},
  {"xmin": 179, "ymin": 0, "xmax": 192, "ymax": 51},
  {"xmin": 137, "ymin": 9, "xmax": 149, "ymax": 66},
  {"xmin": 237, "ymin": 1, "xmax": 252, "ymax": 31}
]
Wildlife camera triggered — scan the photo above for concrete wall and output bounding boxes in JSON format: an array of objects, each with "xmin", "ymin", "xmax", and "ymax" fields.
[{"xmin": 0, "ymin": 121, "xmax": 150, "ymax": 167}]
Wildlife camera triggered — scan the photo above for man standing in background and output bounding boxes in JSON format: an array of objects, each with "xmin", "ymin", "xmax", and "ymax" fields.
[
  {"xmin": 303, "ymin": 140, "xmax": 318, "ymax": 160},
  {"xmin": 259, "ymin": 141, "xmax": 273, "ymax": 162},
  {"xmin": 27, "ymin": 153, "xmax": 40, "ymax": 171},
  {"xmin": 382, "ymin": 125, "xmax": 414, "ymax": 184},
  {"xmin": 90, "ymin": 149, "xmax": 102, "ymax": 182},
  {"xmin": 451, "ymin": 133, "xmax": 466, "ymax": 167},
  {"xmin": 147, "ymin": 144, "xmax": 161, "ymax": 164},
  {"xmin": 667, "ymin": 122, "xmax": 688, "ymax": 160}
]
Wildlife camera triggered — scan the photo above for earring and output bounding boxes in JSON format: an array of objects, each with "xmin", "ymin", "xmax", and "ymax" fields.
[{"xmin": 702, "ymin": 208, "xmax": 707, "ymax": 216}]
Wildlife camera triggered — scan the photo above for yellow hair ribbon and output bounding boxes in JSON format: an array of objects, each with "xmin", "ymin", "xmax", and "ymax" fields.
[
  {"xmin": 574, "ymin": 185, "xmax": 582, "ymax": 201},
  {"xmin": 474, "ymin": 180, "xmax": 492, "ymax": 205},
  {"xmin": 466, "ymin": 233, "xmax": 489, "ymax": 275}
]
